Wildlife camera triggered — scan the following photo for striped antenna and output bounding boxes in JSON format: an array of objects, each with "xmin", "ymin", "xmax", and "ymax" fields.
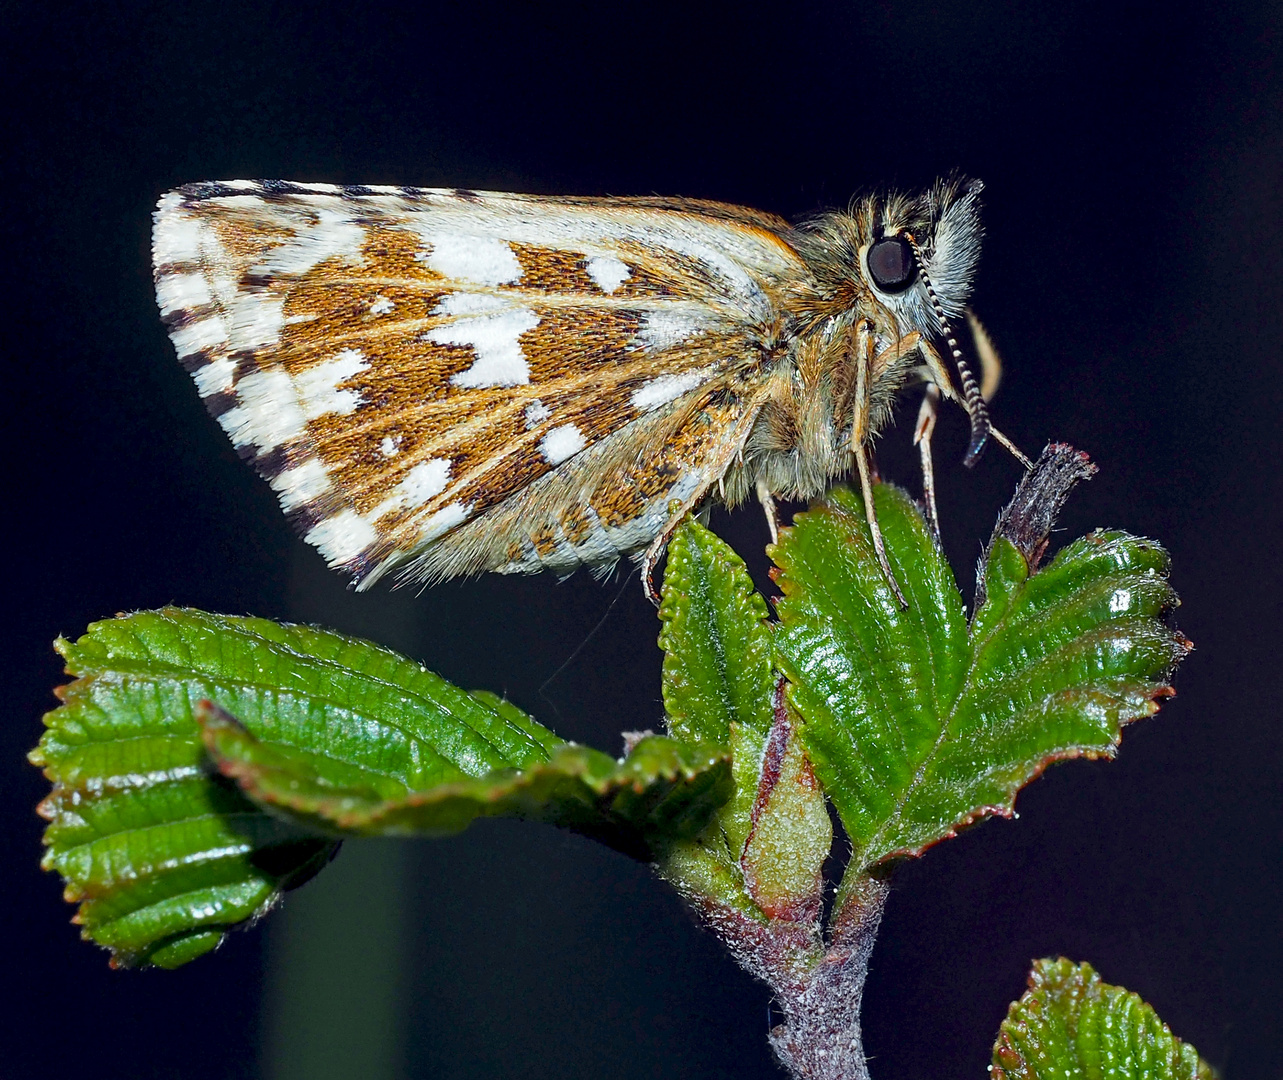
[{"xmin": 904, "ymin": 232, "xmax": 991, "ymax": 466}]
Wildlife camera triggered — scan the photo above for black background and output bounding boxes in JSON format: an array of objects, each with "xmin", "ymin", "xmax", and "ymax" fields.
[{"xmin": 7, "ymin": 2, "xmax": 1282, "ymax": 1077}]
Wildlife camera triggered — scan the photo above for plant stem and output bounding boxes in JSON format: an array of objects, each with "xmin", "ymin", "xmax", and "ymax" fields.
[
  {"xmin": 766, "ymin": 874, "xmax": 889, "ymax": 1080},
  {"xmin": 676, "ymin": 870, "xmax": 889, "ymax": 1079}
]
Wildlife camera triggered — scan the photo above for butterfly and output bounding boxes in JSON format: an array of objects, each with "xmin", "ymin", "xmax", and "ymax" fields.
[{"xmin": 152, "ymin": 177, "xmax": 1025, "ymax": 602}]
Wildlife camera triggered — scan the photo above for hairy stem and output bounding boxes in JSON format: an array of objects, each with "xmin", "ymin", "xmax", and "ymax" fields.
[
  {"xmin": 671, "ymin": 868, "xmax": 889, "ymax": 1080},
  {"xmin": 767, "ymin": 875, "xmax": 889, "ymax": 1080}
]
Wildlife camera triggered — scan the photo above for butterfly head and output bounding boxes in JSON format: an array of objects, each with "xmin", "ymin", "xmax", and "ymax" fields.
[
  {"xmin": 863, "ymin": 177, "xmax": 983, "ymax": 325},
  {"xmin": 795, "ymin": 178, "xmax": 992, "ymax": 463},
  {"xmin": 863, "ymin": 178, "xmax": 990, "ymax": 463}
]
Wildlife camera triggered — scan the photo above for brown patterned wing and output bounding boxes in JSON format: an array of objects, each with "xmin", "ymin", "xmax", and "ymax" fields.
[{"xmin": 152, "ymin": 181, "xmax": 807, "ymax": 587}]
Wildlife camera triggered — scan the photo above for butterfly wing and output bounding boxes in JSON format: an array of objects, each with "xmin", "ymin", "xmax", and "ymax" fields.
[{"xmin": 152, "ymin": 182, "xmax": 807, "ymax": 587}]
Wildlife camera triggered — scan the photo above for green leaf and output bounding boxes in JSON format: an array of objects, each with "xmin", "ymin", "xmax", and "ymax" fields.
[
  {"xmin": 656, "ymin": 517, "xmax": 787, "ymax": 914},
  {"xmin": 32, "ymin": 607, "xmax": 565, "ymax": 967},
  {"xmin": 992, "ymin": 958, "xmax": 1216, "ymax": 1079},
  {"xmin": 772, "ymin": 448, "xmax": 1188, "ymax": 873},
  {"xmin": 198, "ymin": 700, "xmax": 732, "ymax": 860},
  {"xmin": 658, "ymin": 515, "xmax": 774, "ymax": 747}
]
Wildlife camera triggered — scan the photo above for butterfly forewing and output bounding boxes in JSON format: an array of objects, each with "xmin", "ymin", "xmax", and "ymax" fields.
[{"xmin": 153, "ymin": 182, "xmax": 807, "ymax": 587}]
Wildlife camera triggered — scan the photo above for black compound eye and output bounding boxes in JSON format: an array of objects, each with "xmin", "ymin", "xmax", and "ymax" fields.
[{"xmin": 867, "ymin": 235, "xmax": 917, "ymax": 292}]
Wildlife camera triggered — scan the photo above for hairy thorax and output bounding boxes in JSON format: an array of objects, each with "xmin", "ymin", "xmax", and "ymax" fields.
[{"xmin": 725, "ymin": 298, "xmax": 925, "ymax": 508}]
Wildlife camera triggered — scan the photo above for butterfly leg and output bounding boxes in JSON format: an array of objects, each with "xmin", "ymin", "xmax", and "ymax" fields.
[
  {"xmin": 913, "ymin": 382, "xmax": 942, "ymax": 540},
  {"xmin": 966, "ymin": 308, "xmax": 1002, "ymax": 402},
  {"xmin": 852, "ymin": 320, "xmax": 908, "ymax": 607},
  {"xmin": 756, "ymin": 479, "xmax": 780, "ymax": 545}
]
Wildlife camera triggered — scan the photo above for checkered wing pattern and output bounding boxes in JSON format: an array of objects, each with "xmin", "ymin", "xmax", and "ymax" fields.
[{"xmin": 153, "ymin": 182, "xmax": 808, "ymax": 587}]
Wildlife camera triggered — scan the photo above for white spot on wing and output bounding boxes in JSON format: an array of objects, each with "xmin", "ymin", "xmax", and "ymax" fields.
[
  {"xmin": 306, "ymin": 510, "xmax": 378, "ymax": 566},
  {"xmin": 540, "ymin": 423, "xmax": 586, "ymax": 465},
  {"xmin": 636, "ymin": 307, "xmax": 712, "ymax": 351},
  {"xmin": 370, "ymin": 295, "xmax": 395, "ymax": 315},
  {"xmin": 270, "ymin": 459, "xmax": 332, "ymax": 511},
  {"xmin": 524, "ymin": 399, "xmax": 551, "ymax": 428},
  {"xmin": 632, "ymin": 227, "xmax": 771, "ymax": 319},
  {"xmin": 419, "ymin": 501, "xmax": 471, "ymax": 542},
  {"xmin": 585, "ymin": 255, "xmax": 630, "ymax": 294},
  {"xmin": 250, "ymin": 208, "xmax": 365, "ymax": 278},
  {"xmin": 368, "ymin": 457, "xmax": 454, "ymax": 522},
  {"xmin": 156, "ymin": 272, "xmax": 213, "ymax": 316},
  {"xmin": 630, "ymin": 367, "xmax": 712, "ymax": 411},
  {"xmin": 398, "ymin": 458, "xmax": 452, "ymax": 504},
  {"xmin": 383, "ymin": 198, "xmax": 799, "ymax": 303},
  {"xmin": 430, "ymin": 307, "xmax": 540, "ymax": 388},
  {"xmin": 219, "ymin": 349, "xmax": 366, "ymax": 453},
  {"xmin": 227, "ymin": 293, "xmax": 286, "ymax": 350},
  {"xmin": 380, "ymin": 435, "xmax": 401, "ymax": 457},
  {"xmin": 152, "ymin": 195, "xmax": 203, "ymax": 264},
  {"xmin": 219, "ymin": 369, "xmax": 306, "ymax": 451},
  {"xmin": 169, "ymin": 316, "xmax": 229, "ymax": 358},
  {"xmin": 420, "ymin": 233, "xmax": 521, "ymax": 285},
  {"xmin": 432, "ymin": 292, "xmax": 508, "ymax": 316},
  {"xmin": 192, "ymin": 356, "xmax": 237, "ymax": 397},
  {"xmin": 295, "ymin": 348, "xmax": 368, "ymax": 419}
]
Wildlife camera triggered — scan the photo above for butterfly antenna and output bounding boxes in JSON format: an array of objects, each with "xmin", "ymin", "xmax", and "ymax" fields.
[{"xmin": 905, "ymin": 233, "xmax": 991, "ymax": 467}]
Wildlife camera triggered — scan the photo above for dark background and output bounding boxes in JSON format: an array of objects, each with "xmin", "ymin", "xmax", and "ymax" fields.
[{"xmin": 6, "ymin": 1, "xmax": 1281, "ymax": 1077}]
